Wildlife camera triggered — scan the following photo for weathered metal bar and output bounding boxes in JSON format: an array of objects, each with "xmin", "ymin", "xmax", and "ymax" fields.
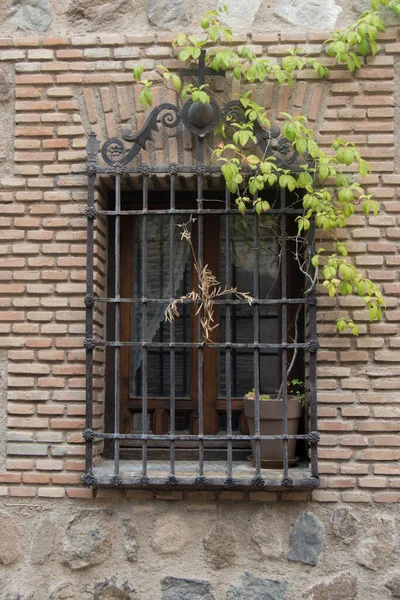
[
  {"xmin": 308, "ymin": 222, "xmax": 319, "ymax": 479},
  {"xmin": 197, "ymin": 172, "xmax": 204, "ymax": 477},
  {"xmin": 96, "ymin": 164, "xmax": 307, "ymax": 175},
  {"xmin": 280, "ymin": 188, "xmax": 289, "ymax": 480},
  {"xmin": 97, "ymin": 208, "xmax": 304, "ymax": 216},
  {"xmin": 97, "ymin": 341, "xmax": 310, "ymax": 349},
  {"xmin": 225, "ymin": 187, "xmax": 233, "ymax": 478},
  {"xmin": 85, "ymin": 161, "xmax": 96, "ymax": 475},
  {"xmin": 93, "ymin": 475, "xmax": 320, "ymax": 489},
  {"xmin": 169, "ymin": 172, "xmax": 176, "ymax": 477},
  {"xmin": 96, "ymin": 297, "xmax": 310, "ymax": 305},
  {"xmin": 114, "ymin": 174, "xmax": 121, "ymax": 476},
  {"xmin": 253, "ymin": 212, "xmax": 261, "ymax": 478},
  {"xmin": 141, "ymin": 174, "xmax": 149, "ymax": 479},
  {"xmin": 91, "ymin": 432, "xmax": 310, "ymax": 441}
]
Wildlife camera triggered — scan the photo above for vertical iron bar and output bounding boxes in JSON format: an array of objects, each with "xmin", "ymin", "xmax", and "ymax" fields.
[
  {"xmin": 308, "ymin": 222, "xmax": 318, "ymax": 477},
  {"xmin": 253, "ymin": 211, "xmax": 261, "ymax": 477},
  {"xmin": 114, "ymin": 175, "xmax": 121, "ymax": 475},
  {"xmin": 197, "ymin": 173, "xmax": 204, "ymax": 477},
  {"xmin": 141, "ymin": 175, "xmax": 148, "ymax": 478},
  {"xmin": 225, "ymin": 187, "xmax": 233, "ymax": 478},
  {"xmin": 169, "ymin": 173, "xmax": 176, "ymax": 477},
  {"xmin": 85, "ymin": 170, "xmax": 95, "ymax": 475},
  {"xmin": 280, "ymin": 188, "xmax": 289, "ymax": 480}
]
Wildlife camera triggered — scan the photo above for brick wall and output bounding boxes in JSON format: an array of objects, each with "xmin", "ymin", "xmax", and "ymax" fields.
[{"xmin": 0, "ymin": 28, "xmax": 399, "ymax": 504}]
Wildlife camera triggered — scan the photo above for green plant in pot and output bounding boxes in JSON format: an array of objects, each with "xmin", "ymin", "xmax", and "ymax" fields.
[{"xmin": 244, "ymin": 379, "xmax": 306, "ymax": 466}]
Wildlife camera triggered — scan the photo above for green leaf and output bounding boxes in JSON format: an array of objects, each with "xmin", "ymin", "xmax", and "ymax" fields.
[
  {"xmin": 174, "ymin": 34, "xmax": 187, "ymax": 46},
  {"xmin": 192, "ymin": 46, "xmax": 201, "ymax": 59},
  {"xmin": 139, "ymin": 87, "xmax": 153, "ymax": 108},
  {"xmin": 358, "ymin": 158, "xmax": 370, "ymax": 177},
  {"xmin": 178, "ymin": 47, "xmax": 192, "ymax": 62},
  {"xmin": 198, "ymin": 90, "xmax": 210, "ymax": 103},
  {"xmin": 201, "ymin": 17, "xmax": 210, "ymax": 29},
  {"xmin": 171, "ymin": 74, "xmax": 181, "ymax": 91},
  {"xmin": 133, "ymin": 64, "xmax": 144, "ymax": 81},
  {"xmin": 209, "ymin": 26, "xmax": 219, "ymax": 42},
  {"xmin": 283, "ymin": 122, "xmax": 295, "ymax": 142},
  {"xmin": 233, "ymin": 66, "xmax": 241, "ymax": 80},
  {"xmin": 358, "ymin": 38, "xmax": 369, "ymax": 56},
  {"xmin": 319, "ymin": 164, "xmax": 329, "ymax": 181},
  {"xmin": 296, "ymin": 137, "xmax": 307, "ymax": 155},
  {"xmin": 311, "ymin": 255, "xmax": 319, "ymax": 268}
]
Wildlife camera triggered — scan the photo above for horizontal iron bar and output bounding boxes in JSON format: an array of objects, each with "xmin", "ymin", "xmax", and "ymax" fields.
[
  {"xmin": 93, "ymin": 475, "xmax": 320, "ymax": 489},
  {"xmin": 96, "ymin": 165, "xmax": 306, "ymax": 176},
  {"xmin": 97, "ymin": 208, "xmax": 303, "ymax": 216},
  {"xmin": 93, "ymin": 433, "xmax": 311, "ymax": 441},
  {"xmin": 98, "ymin": 165, "xmax": 224, "ymax": 174},
  {"xmin": 95, "ymin": 341, "xmax": 309, "ymax": 349},
  {"xmin": 95, "ymin": 297, "xmax": 309, "ymax": 305}
]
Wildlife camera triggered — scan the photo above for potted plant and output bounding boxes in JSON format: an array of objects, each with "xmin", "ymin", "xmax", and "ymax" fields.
[{"xmin": 244, "ymin": 380, "xmax": 305, "ymax": 465}]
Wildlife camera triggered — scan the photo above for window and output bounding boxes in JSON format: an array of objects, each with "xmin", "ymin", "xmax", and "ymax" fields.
[{"xmin": 83, "ymin": 108, "xmax": 320, "ymax": 490}]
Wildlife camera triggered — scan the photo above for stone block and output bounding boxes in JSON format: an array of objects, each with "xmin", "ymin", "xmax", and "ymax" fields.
[
  {"xmin": 67, "ymin": 0, "xmax": 133, "ymax": 31},
  {"xmin": 30, "ymin": 516, "xmax": 56, "ymax": 564},
  {"xmin": 251, "ymin": 507, "xmax": 288, "ymax": 559},
  {"xmin": 0, "ymin": 513, "xmax": 20, "ymax": 565},
  {"xmin": 274, "ymin": 0, "xmax": 342, "ymax": 30},
  {"xmin": 62, "ymin": 510, "xmax": 112, "ymax": 570},
  {"xmin": 386, "ymin": 574, "xmax": 400, "ymax": 598},
  {"xmin": 221, "ymin": 0, "xmax": 262, "ymax": 31},
  {"xmin": 203, "ymin": 522, "xmax": 236, "ymax": 570},
  {"xmin": 10, "ymin": 0, "xmax": 52, "ymax": 33},
  {"xmin": 88, "ymin": 577, "xmax": 136, "ymax": 600},
  {"xmin": 304, "ymin": 571, "xmax": 358, "ymax": 600},
  {"xmin": 288, "ymin": 512, "xmax": 324, "ymax": 566},
  {"xmin": 146, "ymin": 0, "xmax": 189, "ymax": 28},
  {"xmin": 331, "ymin": 507, "xmax": 359, "ymax": 544},
  {"xmin": 151, "ymin": 515, "xmax": 189, "ymax": 555},
  {"xmin": 122, "ymin": 519, "xmax": 138, "ymax": 562},
  {"xmin": 0, "ymin": 68, "xmax": 11, "ymax": 103},
  {"xmin": 161, "ymin": 577, "xmax": 215, "ymax": 600},
  {"xmin": 357, "ymin": 515, "xmax": 395, "ymax": 572},
  {"xmin": 226, "ymin": 572, "xmax": 288, "ymax": 600}
]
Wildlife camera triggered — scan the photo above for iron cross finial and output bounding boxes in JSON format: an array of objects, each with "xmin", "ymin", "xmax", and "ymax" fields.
[{"xmin": 179, "ymin": 49, "xmax": 225, "ymax": 88}]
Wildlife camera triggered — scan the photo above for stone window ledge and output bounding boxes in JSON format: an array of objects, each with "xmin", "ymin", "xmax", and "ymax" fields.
[{"xmin": 92, "ymin": 460, "xmax": 319, "ymax": 489}]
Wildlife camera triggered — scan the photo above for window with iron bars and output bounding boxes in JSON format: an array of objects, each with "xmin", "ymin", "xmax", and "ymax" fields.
[{"xmin": 83, "ymin": 101, "xmax": 320, "ymax": 490}]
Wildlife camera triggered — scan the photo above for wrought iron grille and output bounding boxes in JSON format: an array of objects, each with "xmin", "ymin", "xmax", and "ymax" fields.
[{"xmin": 83, "ymin": 52, "xmax": 320, "ymax": 489}]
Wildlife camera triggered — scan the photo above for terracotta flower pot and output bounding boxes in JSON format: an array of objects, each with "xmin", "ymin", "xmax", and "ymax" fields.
[{"xmin": 244, "ymin": 396, "xmax": 302, "ymax": 463}]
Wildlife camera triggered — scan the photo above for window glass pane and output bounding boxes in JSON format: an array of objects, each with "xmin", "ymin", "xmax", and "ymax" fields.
[
  {"xmin": 130, "ymin": 214, "xmax": 191, "ymax": 398},
  {"xmin": 218, "ymin": 214, "xmax": 281, "ymax": 397}
]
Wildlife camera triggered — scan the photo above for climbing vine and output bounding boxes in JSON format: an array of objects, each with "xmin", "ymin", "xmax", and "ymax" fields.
[{"xmin": 131, "ymin": 0, "xmax": 398, "ymax": 334}]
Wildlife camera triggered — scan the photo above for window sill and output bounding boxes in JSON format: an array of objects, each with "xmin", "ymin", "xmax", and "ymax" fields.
[{"xmin": 92, "ymin": 459, "xmax": 319, "ymax": 490}]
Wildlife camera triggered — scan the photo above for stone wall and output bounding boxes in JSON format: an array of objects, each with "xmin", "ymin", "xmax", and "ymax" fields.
[
  {"xmin": 0, "ymin": 1, "xmax": 400, "ymax": 598},
  {"xmin": 1, "ymin": 496, "xmax": 400, "ymax": 599},
  {"xmin": 0, "ymin": 0, "xmax": 395, "ymax": 38}
]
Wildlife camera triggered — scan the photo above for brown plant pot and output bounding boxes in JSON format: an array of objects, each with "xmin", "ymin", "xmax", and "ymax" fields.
[{"xmin": 244, "ymin": 397, "xmax": 302, "ymax": 463}]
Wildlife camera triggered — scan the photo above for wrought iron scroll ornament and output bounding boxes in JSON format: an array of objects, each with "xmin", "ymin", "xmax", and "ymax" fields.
[{"xmin": 99, "ymin": 100, "xmax": 309, "ymax": 171}]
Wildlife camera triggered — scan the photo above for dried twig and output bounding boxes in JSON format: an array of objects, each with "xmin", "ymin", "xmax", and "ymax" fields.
[{"xmin": 165, "ymin": 216, "xmax": 254, "ymax": 342}]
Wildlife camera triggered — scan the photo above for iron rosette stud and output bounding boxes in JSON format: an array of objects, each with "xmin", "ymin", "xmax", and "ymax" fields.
[
  {"xmin": 83, "ymin": 428, "xmax": 94, "ymax": 442},
  {"xmin": 195, "ymin": 476, "xmax": 208, "ymax": 487},
  {"xmin": 82, "ymin": 471, "xmax": 96, "ymax": 487},
  {"xmin": 84, "ymin": 293, "xmax": 96, "ymax": 308},
  {"xmin": 281, "ymin": 476, "xmax": 294, "ymax": 488},
  {"xmin": 251, "ymin": 475, "xmax": 265, "ymax": 488},
  {"xmin": 308, "ymin": 431, "xmax": 320, "ymax": 446},
  {"xmin": 110, "ymin": 475, "xmax": 123, "ymax": 487},
  {"xmin": 224, "ymin": 476, "xmax": 237, "ymax": 489},
  {"xmin": 166, "ymin": 475, "xmax": 179, "ymax": 486}
]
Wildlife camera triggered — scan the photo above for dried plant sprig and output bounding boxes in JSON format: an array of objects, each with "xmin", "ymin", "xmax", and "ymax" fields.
[{"xmin": 165, "ymin": 217, "xmax": 254, "ymax": 342}]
